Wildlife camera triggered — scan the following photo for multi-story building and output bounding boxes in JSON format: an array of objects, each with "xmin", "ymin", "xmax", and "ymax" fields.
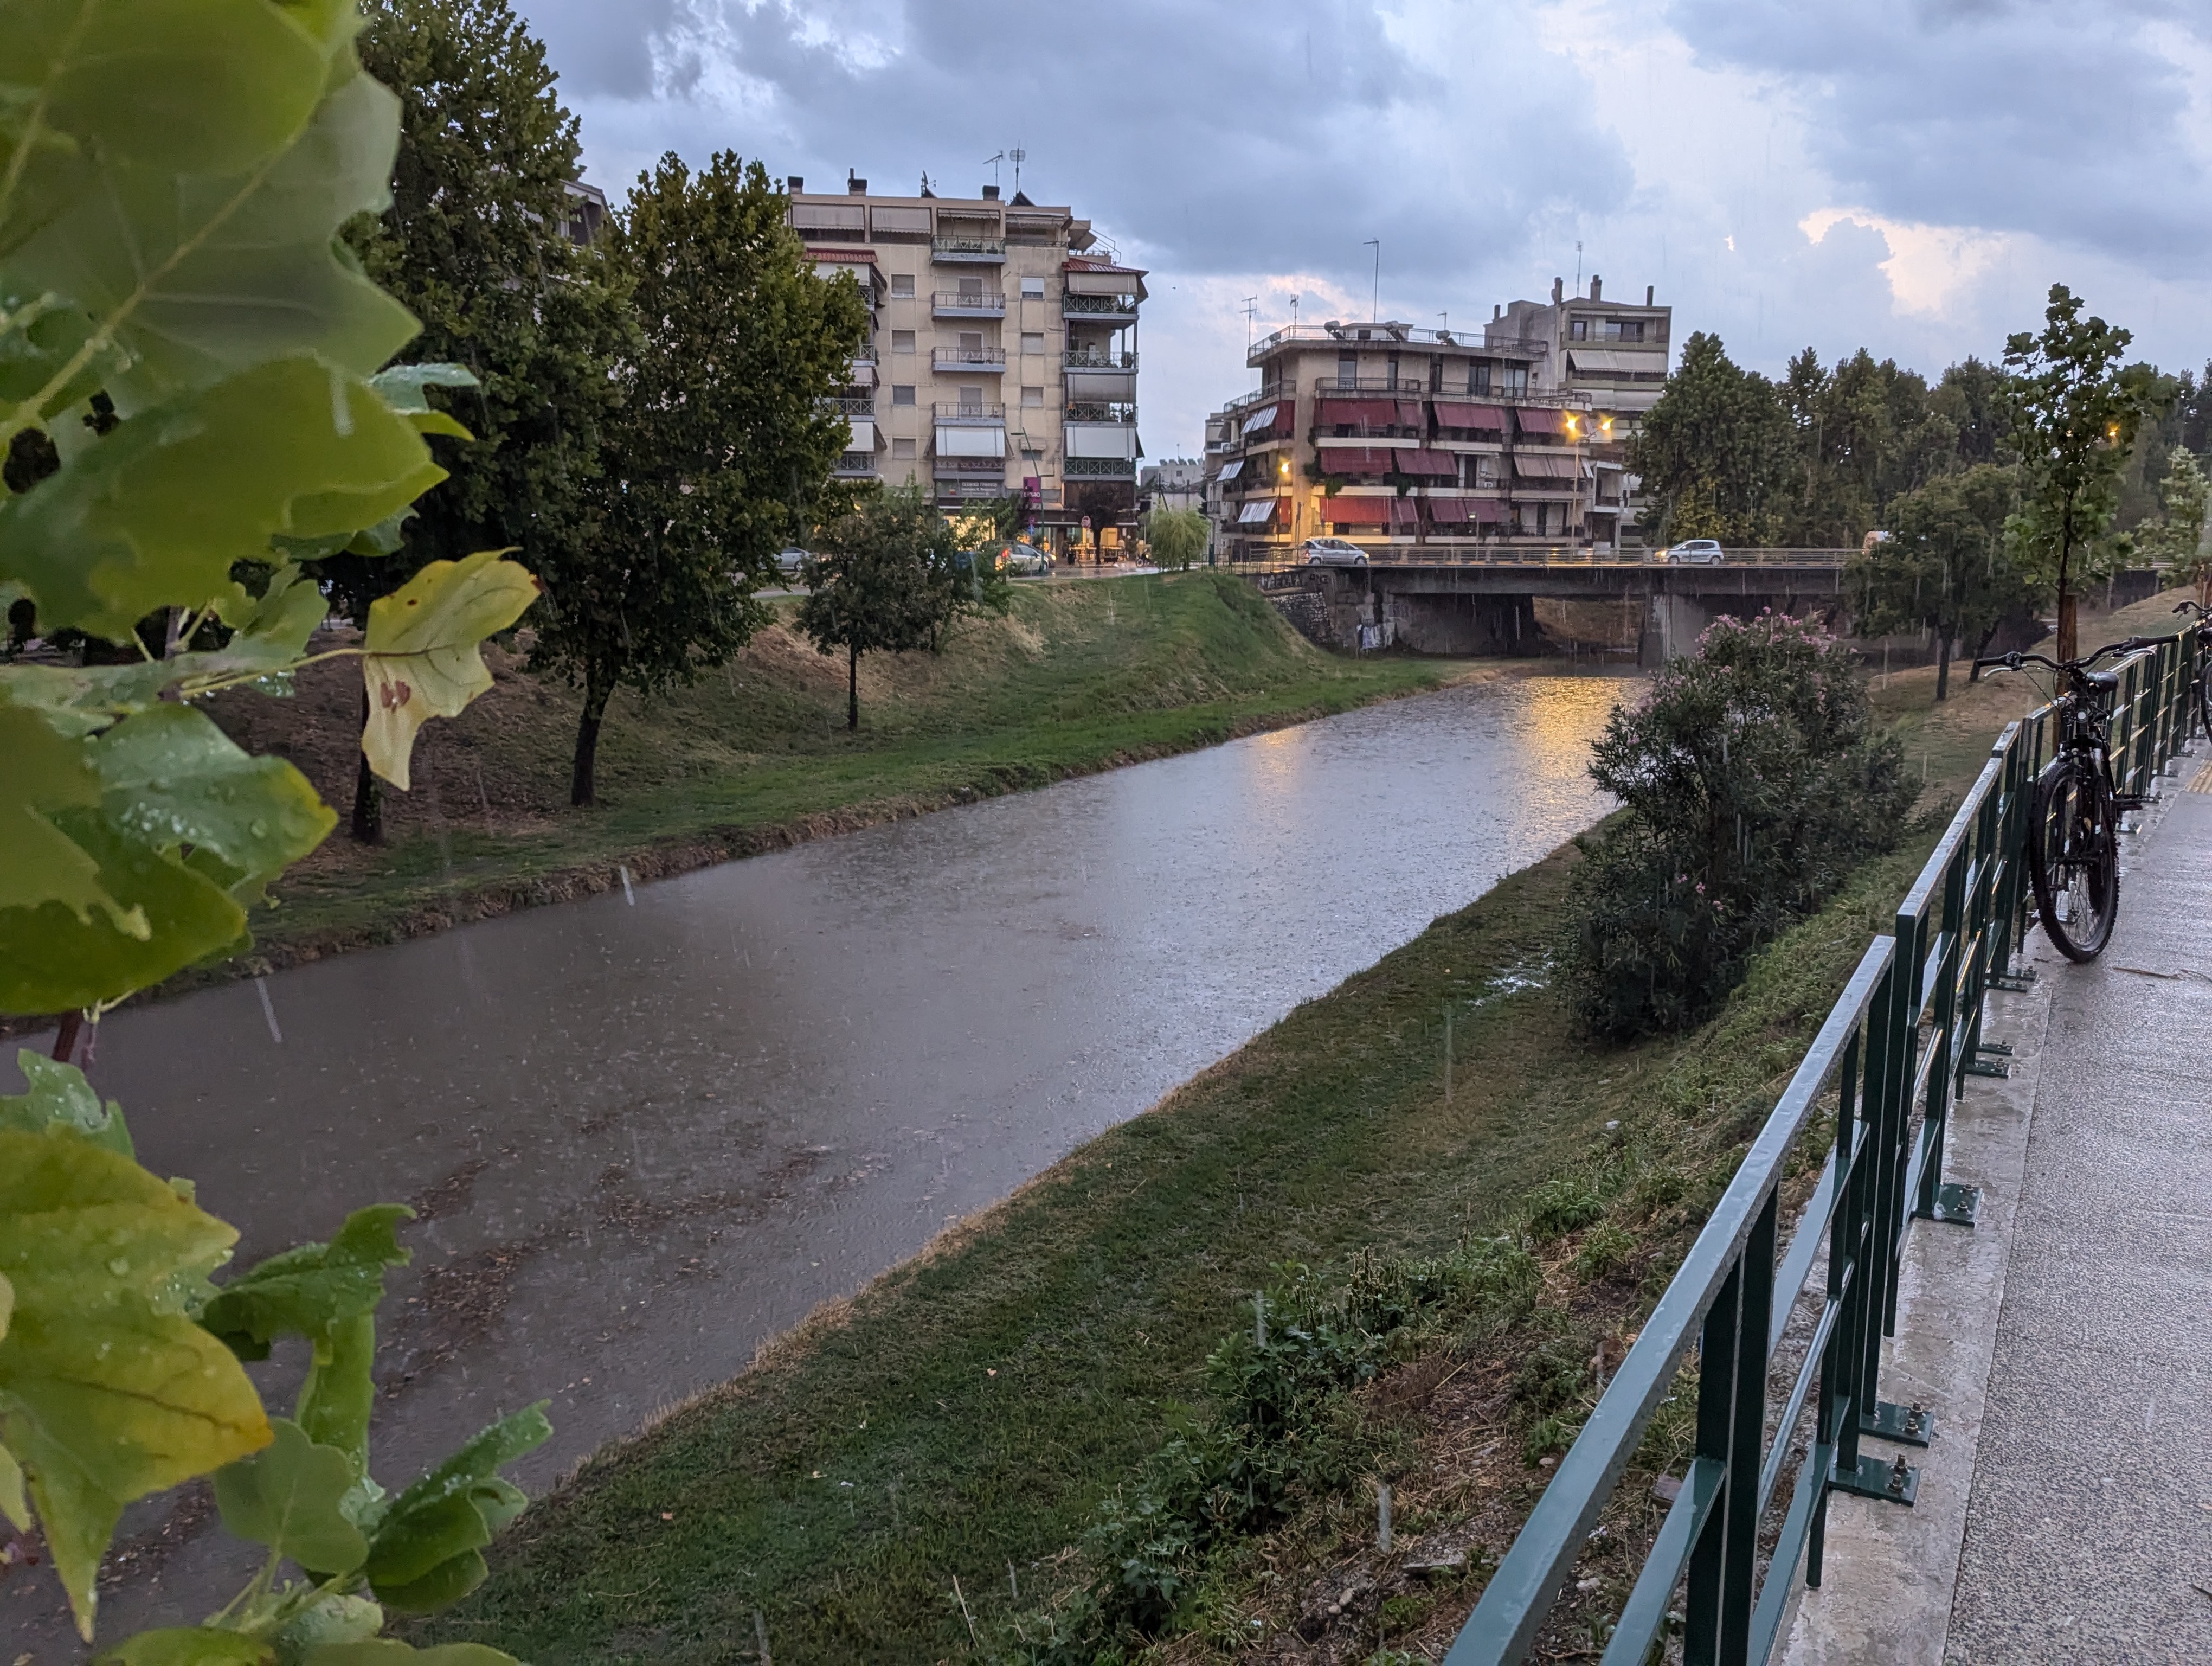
[
  {"xmin": 787, "ymin": 175, "xmax": 1147, "ymax": 553},
  {"xmin": 1211, "ymin": 280, "xmax": 1671, "ymax": 561},
  {"xmin": 1140, "ymin": 458, "xmax": 1206, "ymax": 515}
]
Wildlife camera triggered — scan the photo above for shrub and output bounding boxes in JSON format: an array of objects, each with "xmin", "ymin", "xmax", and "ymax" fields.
[
  {"xmin": 1573, "ymin": 1221, "xmax": 1638, "ymax": 1284},
  {"xmin": 1146, "ymin": 506, "xmax": 1211, "ymax": 571},
  {"xmin": 1561, "ymin": 611, "xmax": 1913, "ymax": 1037},
  {"xmin": 1527, "ymin": 1177, "xmax": 1606, "ymax": 1242}
]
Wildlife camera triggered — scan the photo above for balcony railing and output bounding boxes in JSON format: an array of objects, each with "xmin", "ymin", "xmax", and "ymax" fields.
[
  {"xmin": 1065, "ymin": 457, "xmax": 1136, "ymax": 478},
  {"xmin": 1223, "ymin": 382, "xmax": 1294, "ymax": 414},
  {"xmin": 1063, "ymin": 293, "xmax": 1139, "ymax": 317},
  {"xmin": 1246, "ymin": 322, "xmax": 1547, "ymax": 361},
  {"xmin": 1064, "ymin": 349, "xmax": 1137, "ymax": 370},
  {"xmin": 932, "ymin": 456, "xmax": 1005, "ymax": 475},
  {"xmin": 934, "ymin": 290, "xmax": 1007, "ymax": 316},
  {"xmin": 934, "ymin": 401, "xmax": 1006, "ymax": 420},
  {"xmin": 1065, "ymin": 401, "xmax": 1137, "ymax": 424},
  {"xmin": 931, "ymin": 235, "xmax": 1006, "ymax": 262},
  {"xmin": 832, "ymin": 452, "xmax": 877, "ymax": 476},
  {"xmin": 933, "ymin": 347, "xmax": 1008, "ymax": 371},
  {"xmin": 825, "ymin": 393, "xmax": 874, "ymax": 414}
]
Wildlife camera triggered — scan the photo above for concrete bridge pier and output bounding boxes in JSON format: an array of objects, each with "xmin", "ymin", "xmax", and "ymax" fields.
[
  {"xmin": 1386, "ymin": 590, "xmax": 1540, "ymax": 656},
  {"xmin": 1639, "ymin": 589, "xmax": 1713, "ymax": 667}
]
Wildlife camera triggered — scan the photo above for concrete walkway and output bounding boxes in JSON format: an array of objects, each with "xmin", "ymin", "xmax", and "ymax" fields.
[{"xmin": 1785, "ymin": 754, "xmax": 2212, "ymax": 1663}]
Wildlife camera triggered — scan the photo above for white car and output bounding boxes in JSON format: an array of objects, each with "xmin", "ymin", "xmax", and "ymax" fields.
[
  {"xmin": 775, "ymin": 547, "xmax": 808, "ymax": 578},
  {"xmin": 1302, "ymin": 537, "xmax": 1369, "ymax": 567},
  {"xmin": 1662, "ymin": 539, "xmax": 1725, "ymax": 565},
  {"xmin": 998, "ymin": 541, "xmax": 1054, "ymax": 576}
]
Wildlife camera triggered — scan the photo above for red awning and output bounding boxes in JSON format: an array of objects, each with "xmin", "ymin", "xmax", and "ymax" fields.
[
  {"xmin": 1315, "ymin": 446, "xmax": 1395, "ymax": 475},
  {"xmin": 1515, "ymin": 406, "xmax": 1565, "ymax": 435},
  {"xmin": 1323, "ymin": 495, "xmax": 1395, "ymax": 525},
  {"xmin": 1434, "ymin": 401, "xmax": 1507, "ymax": 429},
  {"xmin": 1390, "ymin": 498, "xmax": 1422, "ymax": 528},
  {"xmin": 1394, "ymin": 399, "xmax": 1426, "ymax": 427},
  {"xmin": 1393, "ymin": 448, "xmax": 1457, "ymax": 477},
  {"xmin": 1426, "ymin": 496, "xmax": 1474, "ymax": 523},
  {"xmin": 1316, "ymin": 397, "xmax": 1402, "ymax": 429}
]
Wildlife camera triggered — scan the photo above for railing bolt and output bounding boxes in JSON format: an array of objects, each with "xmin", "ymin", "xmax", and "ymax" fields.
[{"xmin": 1887, "ymin": 1455, "xmax": 1909, "ymax": 1497}]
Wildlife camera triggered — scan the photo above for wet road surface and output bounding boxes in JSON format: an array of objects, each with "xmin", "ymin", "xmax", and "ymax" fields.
[{"xmin": 4, "ymin": 668, "xmax": 1632, "ymax": 1650}]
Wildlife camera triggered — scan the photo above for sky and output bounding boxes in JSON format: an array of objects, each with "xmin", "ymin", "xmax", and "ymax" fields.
[{"xmin": 510, "ymin": 0, "xmax": 2212, "ymax": 462}]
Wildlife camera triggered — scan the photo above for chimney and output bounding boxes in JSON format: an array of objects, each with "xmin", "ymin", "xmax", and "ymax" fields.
[
  {"xmin": 1590, "ymin": 274, "xmax": 1602, "ymax": 300},
  {"xmin": 982, "ymin": 184, "xmax": 1000, "ymax": 200},
  {"xmin": 787, "ymin": 175, "xmax": 803, "ymax": 193},
  {"xmin": 1646, "ymin": 284, "xmax": 1655, "ymax": 305},
  {"xmin": 846, "ymin": 172, "xmax": 866, "ymax": 194},
  {"xmin": 1551, "ymin": 277, "xmax": 1563, "ymax": 304},
  {"xmin": 1493, "ymin": 303, "xmax": 1502, "ymax": 321}
]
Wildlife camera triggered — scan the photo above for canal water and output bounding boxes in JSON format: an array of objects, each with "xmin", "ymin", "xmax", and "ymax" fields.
[{"xmin": 3, "ymin": 668, "xmax": 1633, "ymax": 1649}]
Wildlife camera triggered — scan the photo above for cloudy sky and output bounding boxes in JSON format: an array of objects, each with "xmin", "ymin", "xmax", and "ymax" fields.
[{"xmin": 511, "ymin": 0, "xmax": 2212, "ymax": 460}]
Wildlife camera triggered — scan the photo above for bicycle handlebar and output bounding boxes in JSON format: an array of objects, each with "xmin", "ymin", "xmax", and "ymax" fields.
[
  {"xmin": 1973, "ymin": 638, "xmax": 2150, "ymax": 677},
  {"xmin": 2174, "ymin": 600, "xmax": 2209, "ymax": 618}
]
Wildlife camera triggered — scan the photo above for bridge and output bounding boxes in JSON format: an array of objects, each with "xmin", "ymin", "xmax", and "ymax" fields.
[{"xmin": 1439, "ymin": 626, "xmax": 2210, "ymax": 1663}]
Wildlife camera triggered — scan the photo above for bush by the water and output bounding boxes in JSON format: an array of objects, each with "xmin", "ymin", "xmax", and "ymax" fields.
[{"xmin": 1562, "ymin": 612, "xmax": 1913, "ymax": 1038}]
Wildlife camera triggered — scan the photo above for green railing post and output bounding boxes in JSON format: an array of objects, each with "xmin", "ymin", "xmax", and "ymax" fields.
[
  {"xmin": 1684, "ymin": 1263, "xmax": 1744, "ymax": 1665},
  {"xmin": 1719, "ymin": 1190, "xmax": 1779, "ymax": 1666}
]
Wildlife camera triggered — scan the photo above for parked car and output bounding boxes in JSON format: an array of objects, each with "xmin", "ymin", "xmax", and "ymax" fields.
[
  {"xmin": 1302, "ymin": 537, "xmax": 1369, "ymax": 567},
  {"xmin": 775, "ymin": 547, "xmax": 808, "ymax": 578},
  {"xmin": 998, "ymin": 541, "xmax": 1054, "ymax": 576},
  {"xmin": 1662, "ymin": 539, "xmax": 1725, "ymax": 565}
]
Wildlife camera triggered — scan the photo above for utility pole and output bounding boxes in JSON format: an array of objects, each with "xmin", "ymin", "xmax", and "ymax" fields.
[
  {"xmin": 1242, "ymin": 295, "xmax": 1258, "ymax": 351},
  {"xmin": 1363, "ymin": 239, "xmax": 1380, "ymax": 322}
]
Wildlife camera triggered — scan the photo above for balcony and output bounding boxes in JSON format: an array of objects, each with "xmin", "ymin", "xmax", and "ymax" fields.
[
  {"xmin": 931, "ymin": 235, "xmax": 1006, "ymax": 264},
  {"xmin": 825, "ymin": 393, "xmax": 875, "ymax": 415},
  {"xmin": 833, "ymin": 451, "xmax": 878, "ymax": 477},
  {"xmin": 1063, "ymin": 293, "xmax": 1139, "ymax": 319},
  {"xmin": 1063, "ymin": 348, "xmax": 1137, "ymax": 370},
  {"xmin": 935, "ymin": 401, "xmax": 1006, "ymax": 420},
  {"xmin": 1065, "ymin": 457, "xmax": 1136, "ymax": 478},
  {"xmin": 934, "ymin": 290, "xmax": 1006, "ymax": 318},
  {"xmin": 933, "ymin": 347, "xmax": 1008, "ymax": 373},
  {"xmin": 1065, "ymin": 401, "xmax": 1137, "ymax": 424}
]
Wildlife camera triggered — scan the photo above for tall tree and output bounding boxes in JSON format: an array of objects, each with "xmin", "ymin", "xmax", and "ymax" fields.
[
  {"xmin": 2002, "ymin": 284, "xmax": 2160, "ymax": 661},
  {"xmin": 2138, "ymin": 446, "xmax": 2212, "ymax": 599},
  {"xmin": 1850, "ymin": 464, "xmax": 2035, "ymax": 700},
  {"xmin": 1932, "ymin": 357, "xmax": 2014, "ymax": 467},
  {"xmin": 532, "ymin": 152, "xmax": 870, "ymax": 803},
  {"xmin": 1629, "ymin": 333, "xmax": 1796, "ymax": 546},
  {"xmin": 332, "ymin": 0, "xmax": 633, "ymax": 840}
]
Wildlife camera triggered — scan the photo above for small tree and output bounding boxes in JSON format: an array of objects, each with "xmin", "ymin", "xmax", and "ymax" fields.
[
  {"xmin": 2139, "ymin": 446, "xmax": 2212, "ymax": 600},
  {"xmin": 1850, "ymin": 464, "xmax": 2036, "ymax": 700},
  {"xmin": 1560, "ymin": 613, "xmax": 1914, "ymax": 1037},
  {"xmin": 2002, "ymin": 284, "xmax": 2160, "ymax": 661},
  {"xmin": 532, "ymin": 152, "xmax": 869, "ymax": 803},
  {"xmin": 1146, "ymin": 506, "xmax": 1209, "ymax": 571},
  {"xmin": 799, "ymin": 485, "xmax": 955, "ymax": 730}
]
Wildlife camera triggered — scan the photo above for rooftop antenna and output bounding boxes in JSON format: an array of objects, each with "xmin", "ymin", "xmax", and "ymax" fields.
[
  {"xmin": 1576, "ymin": 240, "xmax": 1584, "ymax": 294},
  {"xmin": 1362, "ymin": 239, "xmax": 1380, "ymax": 323},
  {"xmin": 1438, "ymin": 309, "xmax": 1448, "ymax": 337},
  {"xmin": 1008, "ymin": 145, "xmax": 1026, "ymax": 194},
  {"xmin": 1291, "ymin": 294, "xmax": 1300, "ymax": 329},
  {"xmin": 983, "ymin": 149, "xmax": 1005, "ymax": 190},
  {"xmin": 1242, "ymin": 295, "xmax": 1258, "ymax": 350}
]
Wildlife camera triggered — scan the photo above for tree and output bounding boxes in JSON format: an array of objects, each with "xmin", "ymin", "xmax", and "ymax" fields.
[
  {"xmin": 2139, "ymin": 446, "xmax": 2212, "ymax": 599},
  {"xmin": 327, "ymin": 0, "xmax": 633, "ymax": 841},
  {"xmin": 1851, "ymin": 465, "xmax": 2036, "ymax": 700},
  {"xmin": 531, "ymin": 152, "xmax": 870, "ymax": 804},
  {"xmin": 1629, "ymin": 334, "xmax": 1796, "ymax": 546},
  {"xmin": 1932, "ymin": 357, "xmax": 2014, "ymax": 466},
  {"xmin": 2002, "ymin": 284, "xmax": 2160, "ymax": 661},
  {"xmin": 1146, "ymin": 506, "xmax": 1210, "ymax": 571},
  {"xmin": 798, "ymin": 485, "xmax": 955, "ymax": 729}
]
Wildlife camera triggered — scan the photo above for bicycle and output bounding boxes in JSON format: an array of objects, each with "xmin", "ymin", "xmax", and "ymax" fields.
[
  {"xmin": 1975, "ymin": 641, "xmax": 2155, "ymax": 962},
  {"xmin": 2172, "ymin": 600, "xmax": 2212, "ymax": 740}
]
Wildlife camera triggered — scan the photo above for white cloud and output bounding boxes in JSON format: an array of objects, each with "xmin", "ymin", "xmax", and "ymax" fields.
[{"xmin": 1797, "ymin": 210, "xmax": 2010, "ymax": 317}]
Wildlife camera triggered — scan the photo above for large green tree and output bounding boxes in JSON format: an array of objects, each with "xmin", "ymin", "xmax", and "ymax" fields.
[
  {"xmin": 329, "ymin": 0, "xmax": 633, "ymax": 840},
  {"xmin": 2002, "ymin": 284, "xmax": 2161, "ymax": 660},
  {"xmin": 532, "ymin": 152, "xmax": 869, "ymax": 803},
  {"xmin": 1850, "ymin": 464, "xmax": 2036, "ymax": 700},
  {"xmin": 1629, "ymin": 333, "xmax": 1796, "ymax": 546},
  {"xmin": 2139, "ymin": 445, "xmax": 2212, "ymax": 597}
]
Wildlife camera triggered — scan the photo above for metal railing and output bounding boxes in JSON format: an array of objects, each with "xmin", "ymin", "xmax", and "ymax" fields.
[
  {"xmin": 1065, "ymin": 348, "xmax": 1138, "ymax": 370},
  {"xmin": 1065, "ymin": 456, "xmax": 1136, "ymax": 478},
  {"xmin": 824, "ymin": 393, "xmax": 874, "ymax": 414},
  {"xmin": 931, "ymin": 235, "xmax": 1005, "ymax": 260},
  {"xmin": 1065, "ymin": 401, "xmax": 1137, "ymax": 424},
  {"xmin": 1248, "ymin": 323, "xmax": 1547, "ymax": 360},
  {"xmin": 1229, "ymin": 544, "xmax": 1856, "ymax": 571},
  {"xmin": 934, "ymin": 401, "xmax": 1005, "ymax": 419},
  {"xmin": 1444, "ymin": 623, "xmax": 2204, "ymax": 1666},
  {"xmin": 933, "ymin": 347, "xmax": 1007, "ymax": 370},
  {"xmin": 933, "ymin": 290, "xmax": 1006, "ymax": 313},
  {"xmin": 1063, "ymin": 293, "xmax": 1139, "ymax": 316}
]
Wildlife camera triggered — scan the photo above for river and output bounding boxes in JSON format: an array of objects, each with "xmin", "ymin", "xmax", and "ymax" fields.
[{"xmin": 3, "ymin": 667, "xmax": 1634, "ymax": 1651}]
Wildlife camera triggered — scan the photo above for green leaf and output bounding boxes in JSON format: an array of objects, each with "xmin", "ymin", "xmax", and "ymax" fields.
[
  {"xmin": 0, "ymin": 355, "xmax": 442, "ymax": 642},
  {"xmin": 361, "ymin": 552, "xmax": 538, "ymax": 789},
  {"xmin": 0, "ymin": 637, "xmax": 312, "ymax": 738},
  {"xmin": 91, "ymin": 1627, "xmax": 274, "ymax": 1665},
  {"xmin": 92, "ymin": 705, "xmax": 336, "ymax": 902},
  {"xmin": 369, "ymin": 363, "xmax": 479, "ymax": 414},
  {"xmin": 210, "ymin": 562, "xmax": 329, "ymax": 658},
  {"xmin": 303, "ymin": 1643, "xmax": 519, "ymax": 1666},
  {"xmin": 0, "ymin": 294, "xmax": 113, "ymax": 419},
  {"xmin": 0, "ymin": 703, "xmax": 138, "ymax": 934},
  {"xmin": 0, "ymin": 1128, "xmax": 271, "ymax": 1638},
  {"xmin": 5, "ymin": 63, "xmax": 418, "ymax": 408},
  {"xmin": 364, "ymin": 1404, "xmax": 549, "ymax": 1613},
  {"xmin": 271, "ymin": 1591, "xmax": 383, "ymax": 1659},
  {"xmin": 213, "ymin": 1418, "xmax": 367, "ymax": 1575},
  {"xmin": 0, "ymin": 1427, "xmax": 27, "ymax": 1532},
  {"xmin": 0, "ymin": 1049, "xmax": 130, "ymax": 1155},
  {"xmin": 0, "ymin": 805, "xmax": 247, "ymax": 1017}
]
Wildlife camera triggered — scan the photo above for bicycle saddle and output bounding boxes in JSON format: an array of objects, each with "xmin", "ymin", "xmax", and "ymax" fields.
[{"xmin": 2082, "ymin": 669, "xmax": 2119, "ymax": 691}]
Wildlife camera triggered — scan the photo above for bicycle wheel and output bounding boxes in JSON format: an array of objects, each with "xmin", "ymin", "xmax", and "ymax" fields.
[{"xmin": 2027, "ymin": 754, "xmax": 2119, "ymax": 962}]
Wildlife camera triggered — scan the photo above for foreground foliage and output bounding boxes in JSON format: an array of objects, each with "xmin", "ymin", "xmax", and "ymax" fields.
[
  {"xmin": 1560, "ymin": 613, "xmax": 1914, "ymax": 1037},
  {"xmin": 2, "ymin": 4, "xmax": 545, "ymax": 1656}
]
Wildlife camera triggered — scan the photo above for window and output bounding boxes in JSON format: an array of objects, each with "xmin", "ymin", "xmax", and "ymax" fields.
[
  {"xmin": 892, "ymin": 329, "xmax": 915, "ymax": 354},
  {"xmin": 1605, "ymin": 319, "xmax": 1645, "ymax": 342},
  {"xmin": 1338, "ymin": 353, "xmax": 1356, "ymax": 386},
  {"xmin": 1020, "ymin": 275, "xmax": 1046, "ymax": 299},
  {"xmin": 958, "ymin": 275, "xmax": 984, "ymax": 298},
  {"xmin": 890, "ymin": 273, "xmax": 915, "ymax": 298},
  {"xmin": 891, "ymin": 384, "xmax": 916, "ymax": 406},
  {"xmin": 1386, "ymin": 355, "xmax": 1400, "ymax": 389},
  {"xmin": 1021, "ymin": 331, "xmax": 1045, "ymax": 354},
  {"xmin": 959, "ymin": 330, "xmax": 984, "ymax": 352},
  {"xmin": 959, "ymin": 385, "xmax": 984, "ymax": 410},
  {"xmin": 1500, "ymin": 364, "xmax": 1529, "ymax": 395},
  {"xmin": 1569, "ymin": 318, "xmax": 1589, "ymax": 341},
  {"xmin": 1022, "ymin": 385, "xmax": 1044, "ymax": 406},
  {"xmin": 1470, "ymin": 361, "xmax": 1491, "ymax": 395},
  {"xmin": 892, "ymin": 437, "xmax": 916, "ymax": 459}
]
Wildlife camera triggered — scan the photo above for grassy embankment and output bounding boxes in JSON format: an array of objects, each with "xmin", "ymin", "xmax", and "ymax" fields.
[
  {"xmin": 192, "ymin": 571, "xmax": 1442, "ymax": 978},
  {"xmin": 419, "ymin": 597, "xmax": 2187, "ymax": 1662}
]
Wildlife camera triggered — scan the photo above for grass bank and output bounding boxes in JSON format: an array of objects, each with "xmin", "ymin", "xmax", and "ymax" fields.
[
  {"xmin": 189, "ymin": 571, "xmax": 1443, "ymax": 983},
  {"xmin": 420, "ymin": 601, "xmax": 2181, "ymax": 1661}
]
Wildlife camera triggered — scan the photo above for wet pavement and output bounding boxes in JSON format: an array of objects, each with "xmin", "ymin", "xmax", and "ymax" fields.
[{"xmin": 3, "ymin": 669, "xmax": 1632, "ymax": 1651}]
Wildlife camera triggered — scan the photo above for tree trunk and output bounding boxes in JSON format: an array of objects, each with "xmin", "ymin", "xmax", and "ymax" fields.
[
  {"xmin": 351, "ymin": 686, "xmax": 383, "ymax": 844},
  {"xmin": 1969, "ymin": 623, "xmax": 2001, "ymax": 683},
  {"xmin": 846, "ymin": 642, "xmax": 860, "ymax": 731},
  {"xmin": 2056, "ymin": 592, "xmax": 2078, "ymax": 664},
  {"xmin": 571, "ymin": 668, "xmax": 613, "ymax": 806},
  {"xmin": 1934, "ymin": 627, "xmax": 1954, "ymax": 702}
]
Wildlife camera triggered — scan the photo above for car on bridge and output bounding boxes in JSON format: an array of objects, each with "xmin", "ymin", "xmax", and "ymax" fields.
[
  {"xmin": 1301, "ymin": 537, "xmax": 1370, "ymax": 567},
  {"xmin": 1660, "ymin": 539, "xmax": 1726, "ymax": 565}
]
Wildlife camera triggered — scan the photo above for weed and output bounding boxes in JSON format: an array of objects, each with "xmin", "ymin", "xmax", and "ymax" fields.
[
  {"xmin": 1572, "ymin": 1221, "xmax": 1637, "ymax": 1284},
  {"xmin": 1526, "ymin": 1176, "xmax": 1605, "ymax": 1241}
]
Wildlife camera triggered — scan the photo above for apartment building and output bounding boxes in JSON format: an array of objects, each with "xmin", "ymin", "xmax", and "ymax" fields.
[
  {"xmin": 1141, "ymin": 458, "xmax": 1206, "ymax": 515},
  {"xmin": 788, "ymin": 175, "xmax": 1146, "ymax": 552},
  {"xmin": 1210, "ymin": 280, "xmax": 1671, "ymax": 559}
]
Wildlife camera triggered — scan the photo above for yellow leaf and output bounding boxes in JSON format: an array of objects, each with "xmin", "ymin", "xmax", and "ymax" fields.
[{"xmin": 359, "ymin": 553, "xmax": 538, "ymax": 790}]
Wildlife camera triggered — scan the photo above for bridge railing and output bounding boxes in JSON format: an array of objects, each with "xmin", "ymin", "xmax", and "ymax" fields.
[
  {"xmin": 1226, "ymin": 546, "xmax": 1853, "ymax": 573},
  {"xmin": 1443, "ymin": 623, "xmax": 2202, "ymax": 1666}
]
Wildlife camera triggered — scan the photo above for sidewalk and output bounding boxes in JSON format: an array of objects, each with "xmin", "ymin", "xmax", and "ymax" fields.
[{"xmin": 1784, "ymin": 753, "xmax": 2212, "ymax": 1663}]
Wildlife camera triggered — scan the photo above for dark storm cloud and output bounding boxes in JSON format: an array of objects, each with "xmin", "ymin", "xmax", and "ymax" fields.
[
  {"xmin": 518, "ymin": 0, "xmax": 1633, "ymax": 288},
  {"xmin": 1667, "ymin": 0, "xmax": 2212, "ymax": 266}
]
